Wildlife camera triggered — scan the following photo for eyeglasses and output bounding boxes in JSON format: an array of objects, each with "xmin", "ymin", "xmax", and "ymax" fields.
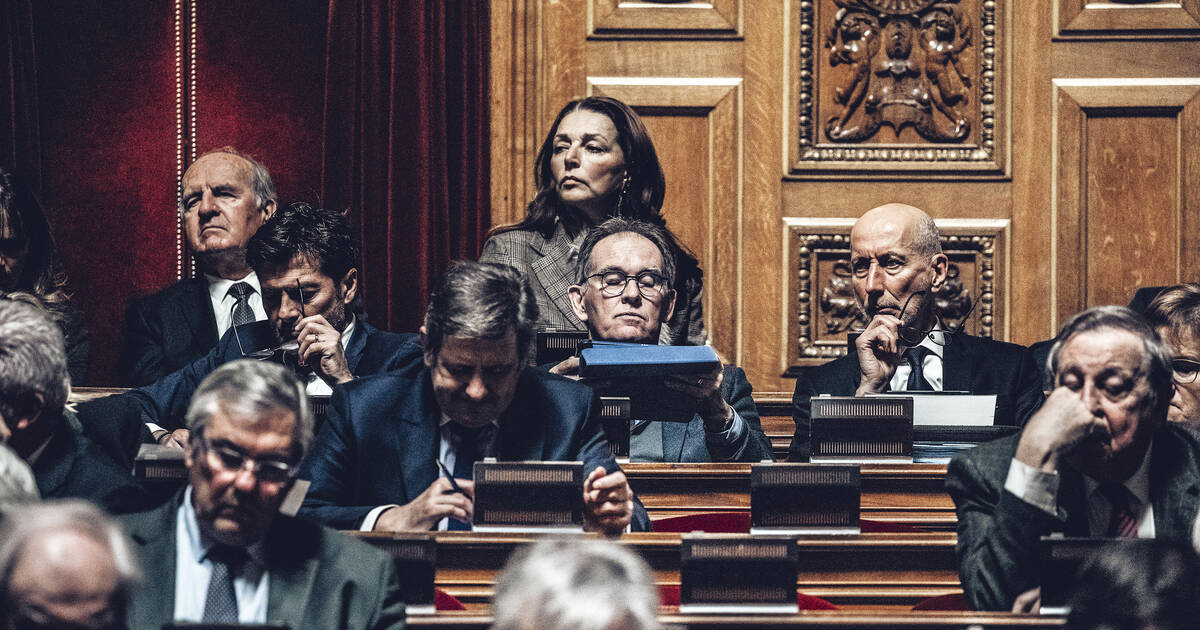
[
  {"xmin": 894, "ymin": 289, "xmax": 977, "ymax": 347},
  {"xmin": 1171, "ymin": 358, "xmax": 1200, "ymax": 384},
  {"xmin": 196, "ymin": 431, "xmax": 297, "ymax": 485},
  {"xmin": 586, "ymin": 270, "xmax": 669, "ymax": 299},
  {"xmin": 5, "ymin": 599, "xmax": 125, "ymax": 630}
]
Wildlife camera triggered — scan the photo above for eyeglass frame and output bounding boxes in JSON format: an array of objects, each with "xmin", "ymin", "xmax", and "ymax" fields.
[
  {"xmin": 893, "ymin": 288, "xmax": 978, "ymax": 348},
  {"xmin": 192, "ymin": 428, "xmax": 299, "ymax": 486},
  {"xmin": 1171, "ymin": 358, "xmax": 1200, "ymax": 384},
  {"xmin": 584, "ymin": 269, "xmax": 671, "ymax": 299}
]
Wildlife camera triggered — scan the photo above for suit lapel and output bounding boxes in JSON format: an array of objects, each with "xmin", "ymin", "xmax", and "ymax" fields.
[
  {"xmin": 529, "ymin": 227, "xmax": 582, "ymax": 327},
  {"xmin": 1057, "ymin": 467, "xmax": 1090, "ymax": 535},
  {"xmin": 183, "ymin": 277, "xmax": 219, "ymax": 344},
  {"xmin": 126, "ymin": 495, "xmax": 181, "ymax": 628},
  {"xmin": 265, "ymin": 519, "xmax": 319, "ymax": 624},
  {"xmin": 344, "ymin": 321, "xmax": 368, "ymax": 374},
  {"xmin": 31, "ymin": 429, "xmax": 74, "ymax": 498},
  {"xmin": 661, "ymin": 422, "xmax": 687, "ymax": 462},
  {"xmin": 396, "ymin": 374, "xmax": 441, "ymax": 499},
  {"xmin": 498, "ymin": 372, "xmax": 546, "ymax": 460},
  {"xmin": 1149, "ymin": 429, "xmax": 1200, "ymax": 539},
  {"xmin": 941, "ymin": 333, "xmax": 972, "ymax": 392}
]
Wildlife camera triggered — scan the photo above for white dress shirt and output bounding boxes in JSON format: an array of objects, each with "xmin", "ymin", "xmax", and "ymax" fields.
[
  {"xmin": 207, "ymin": 272, "xmax": 267, "ymax": 340},
  {"xmin": 1003, "ymin": 443, "xmax": 1156, "ymax": 537},
  {"xmin": 174, "ymin": 487, "xmax": 270, "ymax": 623},
  {"xmin": 889, "ymin": 329, "xmax": 946, "ymax": 392},
  {"xmin": 305, "ymin": 317, "xmax": 356, "ymax": 397}
]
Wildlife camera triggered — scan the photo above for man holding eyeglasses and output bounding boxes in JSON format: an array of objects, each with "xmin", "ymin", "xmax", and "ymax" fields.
[
  {"xmin": 788, "ymin": 203, "xmax": 1044, "ymax": 461},
  {"xmin": 550, "ymin": 217, "xmax": 772, "ymax": 462},
  {"xmin": 1144, "ymin": 283, "xmax": 1200, "ymax": 427},
  {"xmin": 119, "ymin": 360, "xmax": 406, "ymax": 629}
]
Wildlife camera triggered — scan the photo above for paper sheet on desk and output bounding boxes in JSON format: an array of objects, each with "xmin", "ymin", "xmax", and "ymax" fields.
[{"xmin": 869, "ymin": 393, "xmax": 997, "ymax": 426}]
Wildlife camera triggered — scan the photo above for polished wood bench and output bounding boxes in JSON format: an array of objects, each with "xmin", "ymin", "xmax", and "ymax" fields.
[
  {"xmin": 408, "ymin": 611, "xmax": 1064, "ymax": 629},
  {"xmin": 353, "ymin": 531, "xmax": 962, "ymax": 611}
]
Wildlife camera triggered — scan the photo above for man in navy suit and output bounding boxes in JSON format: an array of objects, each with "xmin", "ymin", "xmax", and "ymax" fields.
[
  {"xmin": 132, "ymin": 203, "xmax": 421, "ymax": 446},
  {"xmin": 119, "ymin": 148, "xmax": 278, "ymax": 386},
  {"xmin": 789, "ymin": 203, "xmax": 1043, "ymax": 461},
  {"xmin": 549, "ymin": 217, "xmax": 773, "ymax": 463},
  {"xmin": 298, "ymin": 261, "xmax": 645, "ymax": 534}
]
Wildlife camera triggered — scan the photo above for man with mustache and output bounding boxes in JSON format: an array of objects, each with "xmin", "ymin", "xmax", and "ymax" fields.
[
  {"xmin": 947, "ymin": 306, "xmax": 1200, "ymax": 611},
  {"xmin": 119, "ymin": 148, "xmax": 277, "ymax": 386},
  {"xmin": 130, "ymin": 203, "xmax": 422, "ymax": 447},
  {"xmin": 297, "ymin": 261, "xmax": 649, "ymax": 534},
  {"xmin": 119, "ymin": 361, "xmax": 406, "ymax": 628},
  {"xmin": 788, "ymin": 203, "xmax": 1043, "ymax": 461},
  {"xmin": 552, "ymin": 217, "xmax": 773, "ymax": 462}
]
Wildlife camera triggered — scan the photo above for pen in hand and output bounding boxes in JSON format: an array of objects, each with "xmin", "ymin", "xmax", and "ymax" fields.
[{"xmin": 435, "ymin": 459, "xmax": 466, "ymax": 495}]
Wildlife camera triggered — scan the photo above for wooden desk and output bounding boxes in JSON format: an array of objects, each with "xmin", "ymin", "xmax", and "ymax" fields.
[
  {"xmin": 355, "ymin": 531, "xmax": 962, "ymax": 611},
  {"xmin": 754, "ymin": 393, "xmax": 797, "ymax": 460},
  {"xmin": 408, "ymin": 612, "xmax": 1064, "ymax": 630},
  {"xmin": 625, "ymin": 463, "xmax": 956, "ymax": 531}
]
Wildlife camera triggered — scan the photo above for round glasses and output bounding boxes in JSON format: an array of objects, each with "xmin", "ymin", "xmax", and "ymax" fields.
[
  {"xmin": 197, "ymin": 431, "xmax": 297, "ymax": 485},
  {"xmin": 586, "ymin": 270, "xmax": 668, "ymax": 299},
  {"xmin": 1171, "ymin": 358, "xmax": 1200, "ymax": 384}
]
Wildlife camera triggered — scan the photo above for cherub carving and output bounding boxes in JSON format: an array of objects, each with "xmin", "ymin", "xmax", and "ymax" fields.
[
  {"xmin": 825, "ymin": 9, "xmax": 881, "ymax": 141},
  {"xmin": 919, "ymin": 6, "xmax": 971, "ymax": 139}
]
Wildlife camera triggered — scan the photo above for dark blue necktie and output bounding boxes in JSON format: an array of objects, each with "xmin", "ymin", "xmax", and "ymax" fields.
[
  {"xmin": 905, "ymin": 346, "xmax": 933, "ymax": 391},
  {"xmin": 447, "ymin": 424, "xmax": 494, "ymax": 531}
]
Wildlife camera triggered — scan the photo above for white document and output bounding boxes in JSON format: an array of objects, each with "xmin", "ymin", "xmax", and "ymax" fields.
[{"xmin": 869, "ymin": 393, "xmax": 997, "ymax": 426}]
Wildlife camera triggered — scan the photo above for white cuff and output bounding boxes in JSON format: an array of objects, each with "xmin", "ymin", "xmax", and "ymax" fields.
[
  {"xmin": 360, "ymin": 504, "xmax": 399, "ymax": 531},
  {"xmin": 146, "ymin": 422, "xmax": 165, "ymax": 435},
  {"xmin": 1004, "ymin": 458, "xmax": 1060, "ymax": 516}
]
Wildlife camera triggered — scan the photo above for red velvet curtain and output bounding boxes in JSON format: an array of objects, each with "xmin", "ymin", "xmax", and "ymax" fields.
[
  {"xmin": 0, "ymin": 0, "xmax": 40, "ymax": 187},
  {"xmin": 322, "ymin": 1, "xmax": 491, "ymax": 333}
]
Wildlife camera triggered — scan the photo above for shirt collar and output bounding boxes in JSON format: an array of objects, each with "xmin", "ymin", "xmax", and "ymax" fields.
[
  {"xmin": 206, "ymin": 271, "xmax": 261, "ymax": 302},
  {"xmin": 338, "ymin": 316, "xmax": 356, "ymax": 351},
  {"xmin": 1083, "ymin": 442, "xmax": 1154, "ymax": 507},
  {"xmin": 908, "ymin": 323, "xmax": 946, "ymax": 359},
  {"xmin": 181, "ymin": 486, "xmax": 268, "ymax": 567}
]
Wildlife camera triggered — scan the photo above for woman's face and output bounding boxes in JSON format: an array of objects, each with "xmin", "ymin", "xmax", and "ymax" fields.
[
  {"xmin": 549, "ymin": 110, "xmax": 627, "ymax": 219},
  {"xmin": 0, "ymin": 208, "xmax": 27, "ymax": 290}
]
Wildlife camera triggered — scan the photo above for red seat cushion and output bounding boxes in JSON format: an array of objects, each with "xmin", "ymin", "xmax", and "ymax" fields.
[
  {"xmin": 434, "ymin": 588, "xmax": 466, "ymax": 611},
  {"xmin": 657, "ymin": 585, "xmax": 838, "ymax": 610},
  {"xmin": 911, "ymin": 593, "xmax": 970, "ymax": 611}
]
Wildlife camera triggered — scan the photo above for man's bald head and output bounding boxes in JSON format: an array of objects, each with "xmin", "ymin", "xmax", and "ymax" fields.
[{"xmin": 852, "ymin": 203, "xmax": 942, "ymax": 259}]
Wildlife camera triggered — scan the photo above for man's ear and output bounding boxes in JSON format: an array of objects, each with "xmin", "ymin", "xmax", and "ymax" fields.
[
  {"xmin": 929, "ymin": 253, "xmax": 949, "ymax": 291},
  {"xmin": 12, "ymin": 391, "xmax": 45, "ymax": 433},
  {"xmin": 568, "ymin": 285, "xmax": 589, "ymax": 323},
  {"xmin": 419, "ymin": 326, "xmax": 433, "ymax": 368},
  {"xmin": 661, "ymin": 289, "xmax": 677, "ymax": 323},
  {"xmin": 338, "ymin": 268, "xmax": 359, "ymax": 305},
  {"xmin": 261, "ymin": 198, "xmax": 277, "ymax": 220}
]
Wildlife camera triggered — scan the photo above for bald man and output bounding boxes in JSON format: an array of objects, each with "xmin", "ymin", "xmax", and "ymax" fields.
[
  {"xmin": 119, "ymin": 148, "xmax": 278, "ymax": 386},
  {"xmin": 788, "ymin": 203, "xmax": 1043, "ymax": 461}
]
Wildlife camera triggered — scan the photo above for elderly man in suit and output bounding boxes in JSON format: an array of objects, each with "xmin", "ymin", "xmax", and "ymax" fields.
[
  {"xmin": 298, "ymin": 261, "xmax": 646, "ymax": 533},
  {"xmin": 788, "ymin": 203, "xmax": 1043, "ymax": 461},
  {"xmin": 132, "ymin": 202, "xmax": 422, "ymax": 447},
  {"xmin": 119, "ymin": 148, "xmax": 277, "ymax": 386},
  {"xmin": 120, "ymin": 360, "xmax": 406, "ymax": 628},
  {"xmin": 947, "ymin": 306, "xmax": 1200, "ymax": 611},
  {"xmin": 549, "ymin": 217, "xmax": 773, "ymax": 462}
]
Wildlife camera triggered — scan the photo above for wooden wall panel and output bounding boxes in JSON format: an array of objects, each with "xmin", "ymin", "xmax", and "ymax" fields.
[
  {"xmin": 588, "ymin": 0, "xmax": 741, "ymax": 38},
  {"xmin": 1057, "ymin": 0, "xmax": 1200, "ymax": 37},
  {"xmin": 1052, "ymin": 80, "xmax": 1200, "ymax": 325}
]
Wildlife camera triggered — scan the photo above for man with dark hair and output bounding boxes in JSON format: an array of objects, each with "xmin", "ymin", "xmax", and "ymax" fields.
[
  {"xmin": 948, "ymin": 306, "xmax": 1200, "ymax": 611},
  {"xmin": 119, "ymin": 148, "xmax": 278, "ymax": 386},
  {"xmin": 789, "ymin": 203, "xmax": 1043, "ymax": 460},
  {"xmin": 132, "ymin": 203, "xmax": 422, "ymax": 446},
  {"xmin": 554, "ymin": 217, "xmax": 773, "ymax": 462},
  {"xmin": 0, "ymin": 296, "xmax": 146, "ymax": 513},
  {"xmin": 298, "ymin": 261, "xmax": 648, "ymax": 533},
  {"xmin": 1066, "ymin": 541, "xmax": 1200, "ymax": 630},
  {"xmin": 119, "ymin": 361, "xmax": 406, "ymax": 628}
]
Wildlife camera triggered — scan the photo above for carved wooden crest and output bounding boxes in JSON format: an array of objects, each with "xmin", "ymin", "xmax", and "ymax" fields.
[{"xmin": 788, "ymin": 0, "xmax": 1008, "ymax": 176}]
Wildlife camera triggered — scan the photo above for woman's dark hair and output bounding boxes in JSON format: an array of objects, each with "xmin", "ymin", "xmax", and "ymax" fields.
[
  {"xmin": 494, "ymin": 96, "xmax": 667, "ymax": 241},
  {"xmin": 0, "ymin": 167, "xmax": 72, "ymax": 316}
]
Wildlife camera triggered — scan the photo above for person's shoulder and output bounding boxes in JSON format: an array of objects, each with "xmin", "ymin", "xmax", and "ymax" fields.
[
  {"xmin": 270, "ymin": 516, "xmax": 394, "ymax": 570},
  {"xmin": 519, "ymin": 367, "xmax": 594, "ymax": 406},
  {"xmin": 959, "ymin": 333, "xmax": 1030, "ymax": 357},
  {"xmin": 129, "ymin": 277, "xmax": 207, "ymax": 311},
  {"xmin": 343, "ymin": 369, "xmax": 426, "ymax": 400},
  {"xmin": 360, "ymin": 322, "xmax": 420, "ymax": 349},
  {"xmin": 117, "ymin": 493, "xmax": 179, "ymax": 542},
  {"xmin": 949, "ymin": 431, "xmax": 1020, "ymax": 478}
]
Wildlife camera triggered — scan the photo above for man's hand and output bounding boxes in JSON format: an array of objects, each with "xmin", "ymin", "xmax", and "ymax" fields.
[
  {"xmin": 664, "ymin": 366, "xmax": 732, "ymax": 431},
  {"xmin": 295, "ymin": 315, "xmax": 353, "ymax": 386},
  {"xmin": 1011, "ymin": 587, "xmax": 1041, "ymax": 614},
  {"xmin": 854, "ymin": 314, "xmax": 905, "ymax": 395},
  {"xmin": 582, "ymin": 466, "xmax": 634, "ymax": 535},
  {"xmin": 549, "ymin": 356, "xmax": 581, "ymax": 379},
  {"xmin": 154, "ymin": 428, "xmax": 190, "ymax": 449},
  {"xmin": 1014, "ymin": 386, "xmax": 1107, "ymax": 473},
  {"xmin": 373, "ymin": 478, "xmax": 474, "ymax": 532}
]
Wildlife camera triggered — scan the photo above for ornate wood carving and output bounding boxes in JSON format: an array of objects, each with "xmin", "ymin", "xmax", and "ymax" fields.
[
  {"xmin": 788, "ymin": 0, "xmax": 1008, "ymax": 177},
  {"xmin": 783, "ymin": 218, "xmax": 1009, "ymax": 374}
]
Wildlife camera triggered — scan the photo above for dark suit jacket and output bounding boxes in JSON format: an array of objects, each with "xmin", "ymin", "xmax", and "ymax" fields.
[
  {"xmin": 119, "ymin": 278, "xmax": 218, "ymax": 386},
  {"xmin": 297, "ymin": 366, "xmax": 651, "ymax": 531},
  {"xmin": 946, "ymin": 424, "xmax": 1200, "ymax": 611},
  {"xmin": 788, "ymin": 334, "xmax": 1044, "ymax": 461},
  {"xmin": 33, "ymin": 420, "xmax": 148, "ymax": 514},
  {"xmin": 129, "ymin": 320, "xmax": 424, "ymax": 432},
  {"xmin": 120, "ymin": 492, "xmax": 406, "ymax": 629}
]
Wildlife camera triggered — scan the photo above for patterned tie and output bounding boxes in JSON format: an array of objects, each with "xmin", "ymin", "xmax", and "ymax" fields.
[
  {"xmin": 905, "ymin": 346, "xmax": 933, "ymax": 391},
  {"xmin": 1099, "ymin": 483, "xmax": 1139, "ymax": 538},
  {"xmin": 202, "ymin": 545, "xmax": 246, "ymax": 622},
  {"xmin": 227, "ymin": 282, "xmax": 256, "ymax": 328},
  {"xmin": 446, "ymin": 424, "xmax": 495, "ymax": 531}
]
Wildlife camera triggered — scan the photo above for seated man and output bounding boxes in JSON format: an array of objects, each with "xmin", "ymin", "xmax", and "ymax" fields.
[
  {"xmin": 119, "ymin": 360, "xmax": 406, "ymax": 628},
  {"xmin": 1143, "ymin": 283, "xmax": 1200, "ymax": 427},
  {"xmin": 552, "ymin": 217, "xmax": 772, "ymax": 462},
  {"xmin": 120, "ymin": 148, "xmax": 276, "ymax": 386},
  {"xmin": 789, "ymin": 203, "xmax": 1043, "ymax": 461},
  {"xmin": 132, "ymin": 202, "xmax": 423, "ymax": 446},
  {"xmin": 0, "ymin": 296, "xmax": 146, "ymax": 513},
  {"xmin": 298, "ymin": 261, "xmax": 647, "ymax": 533},
  {"xmin": 947, "ymin": 306, "xmax": 1200, "ymax": 611},
  {"xmin": 0, "ymin": 500, "xmax": 142, "ymax": 628}
]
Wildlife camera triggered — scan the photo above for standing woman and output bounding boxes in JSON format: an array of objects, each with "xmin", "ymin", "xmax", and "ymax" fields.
[
  {"xmin": 481, "ymin": 96, "xmax": 706, "ymax": 346},
  {"xmin": 0, "ymin": 167, "xmax": 90, "ymax": 384}
]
